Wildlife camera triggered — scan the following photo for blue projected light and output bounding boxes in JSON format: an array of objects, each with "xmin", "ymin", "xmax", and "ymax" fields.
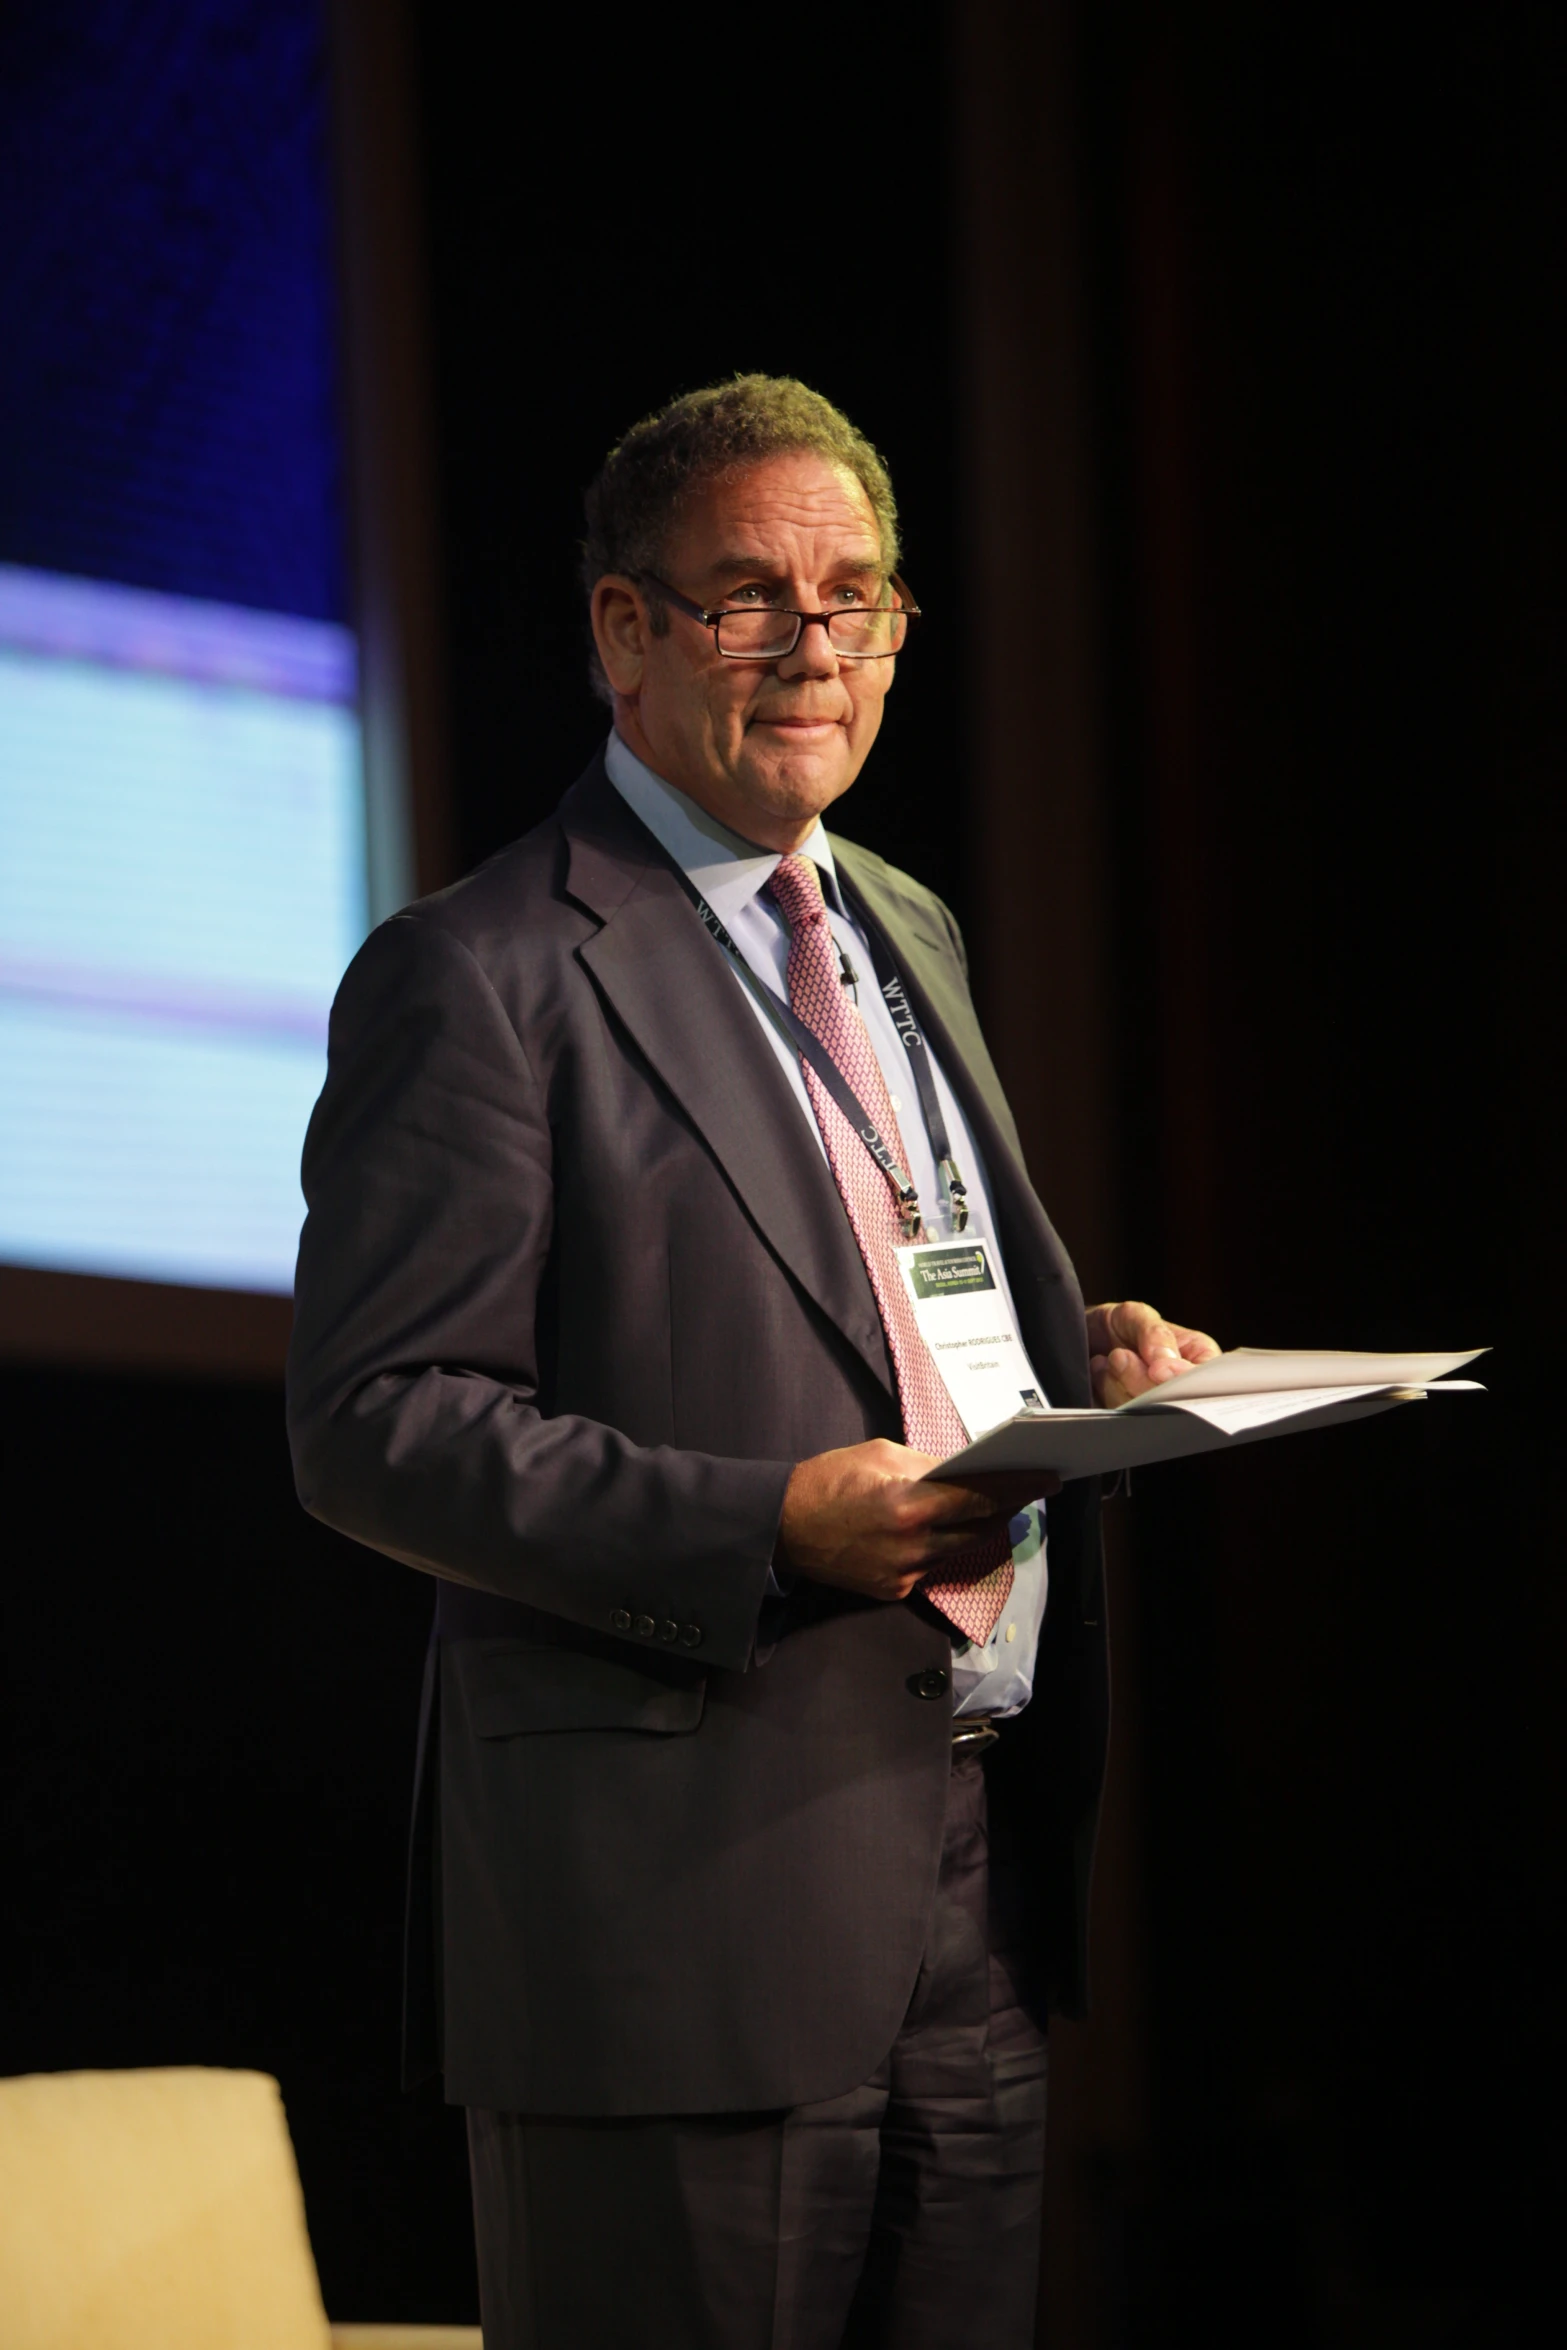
[{"xmin": 0, "ymin": 564, "xmax": 366, "ymax": 1294}]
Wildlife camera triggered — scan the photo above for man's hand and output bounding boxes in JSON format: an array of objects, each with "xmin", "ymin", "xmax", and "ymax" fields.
[
  {"xmin": 1087, "ymin": 1300, "xmax": 1221, "ymax": 1408},
  {"xmin": 777, "ymin": 1438, "xmax": 1057, "ymax": 1603}
]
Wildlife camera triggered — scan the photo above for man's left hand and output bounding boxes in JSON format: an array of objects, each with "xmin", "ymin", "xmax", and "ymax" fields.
[{"xmin": 1087, "ymin": 1300, "xmax": 1221, "ymax": 1408}]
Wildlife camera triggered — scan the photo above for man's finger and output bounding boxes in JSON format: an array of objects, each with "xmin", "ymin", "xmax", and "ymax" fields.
[
  {"xmin": 1104, "ymin": 1300, "xmax": 1169, "ymax": 1357},
  {"xmin": 915, "ymin": 1521, "xmax": 1022, "ymax": 1566},
  {"xmin": 911, "ymin": 1476, "xmax": 1012, "ymax": 1525},
  {"xmin": 1136, "ymin": 1319, "xmax": 1184, "ymax": 1367},
  {"xmin": 947, "ymin": 1468, "xmax": 1062, "ymax": 1508},
  {"xmin": 1118, "ymin": 1312, "xmax": 1193, "ymax": 1387},
  {"xmin": 1095, "ymin": 1346, "xmax": 1157, "ymax": 1409},
  {"xmin": 1093, "ymin": 1304, "xmax": 1218, "ymax": 1406}
]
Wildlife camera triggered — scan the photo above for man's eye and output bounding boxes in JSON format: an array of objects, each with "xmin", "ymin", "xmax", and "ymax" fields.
[
  {"xmin": 831, "ymin": 586, "xmax": 868, "ymax": 606},
  {"xmin": 726, "ymin": 585, "xmax": 773, "ymax": 606}
]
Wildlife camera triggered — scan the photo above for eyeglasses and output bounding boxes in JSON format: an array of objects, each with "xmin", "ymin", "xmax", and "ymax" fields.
[{"xmin": 641, "ymin": 573, "xmax": 921, "ymax": 661}]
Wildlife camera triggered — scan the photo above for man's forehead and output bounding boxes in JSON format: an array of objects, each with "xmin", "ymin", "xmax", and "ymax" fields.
[
  {"xmin": 684, "ymin": 506, "xmax": 885, "ymax": 581},
  {"xmin": 679, "ymin": 453, "xmax": 882, "ymax": 563},
  {"xmin": 703, "ymin": 542, "xmax": 885, "ymax": 582}
]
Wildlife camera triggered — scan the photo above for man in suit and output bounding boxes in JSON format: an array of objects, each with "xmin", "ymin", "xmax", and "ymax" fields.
[{"xmin": 287, "ymin": 375, "xmax": 1216, "ymax": 2348}]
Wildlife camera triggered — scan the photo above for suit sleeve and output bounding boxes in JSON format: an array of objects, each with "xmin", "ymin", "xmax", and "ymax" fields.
[{"xmin": 286, "ymin": 913, "xmax": 789, "ymax": 1672}]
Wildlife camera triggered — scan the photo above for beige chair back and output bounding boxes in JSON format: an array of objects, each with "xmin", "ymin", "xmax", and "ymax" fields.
[{"xmin": 0, "ymin": 2067, "xmax": 333, "ymax": 2350}]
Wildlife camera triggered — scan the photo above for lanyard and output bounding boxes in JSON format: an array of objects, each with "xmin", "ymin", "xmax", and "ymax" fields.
[
  {"xmin": 670, "ymin": 865, "xmax": 969, "ymax": 1237},
  {"xmin": 842, "ymin": 887, "xmax": 970, "ymax": 1235}
]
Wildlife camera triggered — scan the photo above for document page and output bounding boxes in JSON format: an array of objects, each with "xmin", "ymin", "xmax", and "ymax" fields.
[
  {"xmin": 926, "ymin": 1348, "xmax": 1489, "ymax": 1483},
  {"xmin": 1160, "ymin": 1380, "xmax": 1483, "ymax": 1434},
  {"xmin": 1117, "ymin": 1346, "xmax": 1485, "ymax": 1406}
]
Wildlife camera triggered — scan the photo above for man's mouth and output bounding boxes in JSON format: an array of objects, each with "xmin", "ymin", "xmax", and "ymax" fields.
[{"xmin": 751, "ymin": 714, "xmax": 841, "ymax": 730}]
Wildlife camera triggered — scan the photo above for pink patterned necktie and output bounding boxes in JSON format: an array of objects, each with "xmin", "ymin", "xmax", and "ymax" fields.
[{"xmin": 764, "ymin": 855, "xmax": 1014, "ymax": 1645}]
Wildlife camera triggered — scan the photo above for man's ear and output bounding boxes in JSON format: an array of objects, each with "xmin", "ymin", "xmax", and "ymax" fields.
[{"xmin": 591, "ymin": 576, "xmax": 648, "ymax": 696}]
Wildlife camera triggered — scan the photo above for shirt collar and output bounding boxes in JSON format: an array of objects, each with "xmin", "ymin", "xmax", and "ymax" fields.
[{"xmin": 603, "ymin": 730, "xmax": 844, "ymax": 929}]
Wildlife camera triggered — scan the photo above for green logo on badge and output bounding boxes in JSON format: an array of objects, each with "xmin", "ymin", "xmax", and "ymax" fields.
[{"xmin": 907, "ymin": 1247, "xmax": 995, "ymax": 1298}]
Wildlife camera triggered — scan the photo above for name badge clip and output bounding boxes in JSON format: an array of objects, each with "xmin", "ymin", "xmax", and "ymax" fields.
[{"xmin": 940, "ymin": 1157, "xmax": 970, "ymax": 1233}]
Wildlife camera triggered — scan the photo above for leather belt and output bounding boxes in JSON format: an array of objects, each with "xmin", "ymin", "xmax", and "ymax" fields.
[{"xmin": 951, "ymin": 1716, "xmax": 1000, "ymax": 1755}]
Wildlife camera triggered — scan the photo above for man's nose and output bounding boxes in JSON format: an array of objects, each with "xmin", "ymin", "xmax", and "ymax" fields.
[{"xmin": 776, "ymin": 613, "xmax": 840, "ymax": 679}]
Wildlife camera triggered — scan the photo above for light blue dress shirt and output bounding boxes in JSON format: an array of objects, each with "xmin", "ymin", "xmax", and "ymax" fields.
[{"xmin": 604, "ymin": 731, "xmax": 1050, "ymax": 1718}]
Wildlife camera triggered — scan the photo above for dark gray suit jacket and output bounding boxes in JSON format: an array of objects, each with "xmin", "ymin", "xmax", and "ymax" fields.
[{"xmin": 286, "ymin": 750, "xmax": 1108, "ymax": 2116}]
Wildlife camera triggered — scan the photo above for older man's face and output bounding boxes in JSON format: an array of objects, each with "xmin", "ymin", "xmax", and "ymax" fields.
[{"xmin": 592, "ymin": 450, "xmax": 899, "ymax": 851}]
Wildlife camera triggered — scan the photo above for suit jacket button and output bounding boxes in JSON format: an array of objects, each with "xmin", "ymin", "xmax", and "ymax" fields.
[
  {"xmin": 633, "ymin": 1614, "xmax": 656, "ymax": 1638},
  {"xmin": 611, "ymin": 1610, "xmax": 632, "ymax": 1632},
  {"xmin": 658, "ymin": 1620, "xmax": 679, "ymax": 1642},
  {"xmin": 678, "ymin": 1624, "xmax": 702, "ymax": 1648},
  {"xmin": 909, "ymin": 1667, "xmax": 950, "ymax": 1700}
]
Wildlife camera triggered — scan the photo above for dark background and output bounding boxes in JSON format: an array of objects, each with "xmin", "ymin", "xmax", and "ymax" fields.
[
  {"xmin": 2, "ymin": 3, "xmax": 1561, "ymax": 2341},
  {"xmin": 414, "ymin": 1, "xmax": 965, "ymax": 891}
]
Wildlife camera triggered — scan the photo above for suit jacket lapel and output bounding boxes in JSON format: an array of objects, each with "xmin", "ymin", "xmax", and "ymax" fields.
[
  {"xmin": 833, "ymin": 842, "xmax": 1092, "ymax": 1411},
  {"xmin": 561, "ymin": 759, "xmax": 894, "ymax": 1397}
]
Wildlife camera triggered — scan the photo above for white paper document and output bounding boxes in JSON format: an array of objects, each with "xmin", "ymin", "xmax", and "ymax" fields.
[{"xmin": 926, "ymin": 1347, "xmax": 1488, "ymax": 1484}]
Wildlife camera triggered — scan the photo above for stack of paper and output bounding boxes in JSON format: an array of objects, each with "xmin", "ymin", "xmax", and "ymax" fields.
[{"xmin": 930, "ymin": 1347, "xmax": 1488, "ymax": 1484}]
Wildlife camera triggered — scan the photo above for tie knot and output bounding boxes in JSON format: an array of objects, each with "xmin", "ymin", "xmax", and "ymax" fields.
[{"xmin": 765, "ymin": 853, "xmax": 828, "ymax": 930}]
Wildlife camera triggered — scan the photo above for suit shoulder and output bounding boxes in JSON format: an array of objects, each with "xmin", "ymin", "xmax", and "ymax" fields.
[
  {"xmin": 324, "ymin": 816, "xmax": 580, "ymax": 1052},
  {"xmin": 409, "ymin": 812, "xmax": 568, "ymax": 934},
  {"xmin": 375, "ymin": 811, "xmax": 594, "ymax": 995},
  {"xmin": 827, "ymin": 832, "xmax": 967, "ymax": 955}
]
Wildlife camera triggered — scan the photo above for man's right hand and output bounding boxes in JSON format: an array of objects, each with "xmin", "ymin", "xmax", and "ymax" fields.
[{"xmin": 777, "ymin": 1439, "xmax": 1056, "ymax": 1603}]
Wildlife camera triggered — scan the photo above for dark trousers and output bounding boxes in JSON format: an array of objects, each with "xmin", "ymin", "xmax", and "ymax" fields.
[{"xmin": 466, "ymin": 1749, "xmax": 1048, "ymax": 2350}]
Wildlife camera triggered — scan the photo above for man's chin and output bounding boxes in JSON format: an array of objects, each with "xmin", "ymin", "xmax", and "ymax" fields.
[{"xmin": 736, "ymin": 739, "xmax": 858, "ymax": 823}]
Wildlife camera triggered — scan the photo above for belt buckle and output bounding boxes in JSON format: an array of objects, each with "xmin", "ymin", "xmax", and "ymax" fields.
[{"xmin": 952, "ymin": 1718, "xmax": 1000, "ymax": 1755}]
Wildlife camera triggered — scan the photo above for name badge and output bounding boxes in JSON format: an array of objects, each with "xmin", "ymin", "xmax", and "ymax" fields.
[{"xmin": 894, "ymin": 1236, "xmax": 1049, "ymax": 1439}]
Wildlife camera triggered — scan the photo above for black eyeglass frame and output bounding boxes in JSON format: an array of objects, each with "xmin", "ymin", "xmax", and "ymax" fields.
[{"xmin": 640, "ymin": 572, "xmax": 921, "ymax": 661}]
